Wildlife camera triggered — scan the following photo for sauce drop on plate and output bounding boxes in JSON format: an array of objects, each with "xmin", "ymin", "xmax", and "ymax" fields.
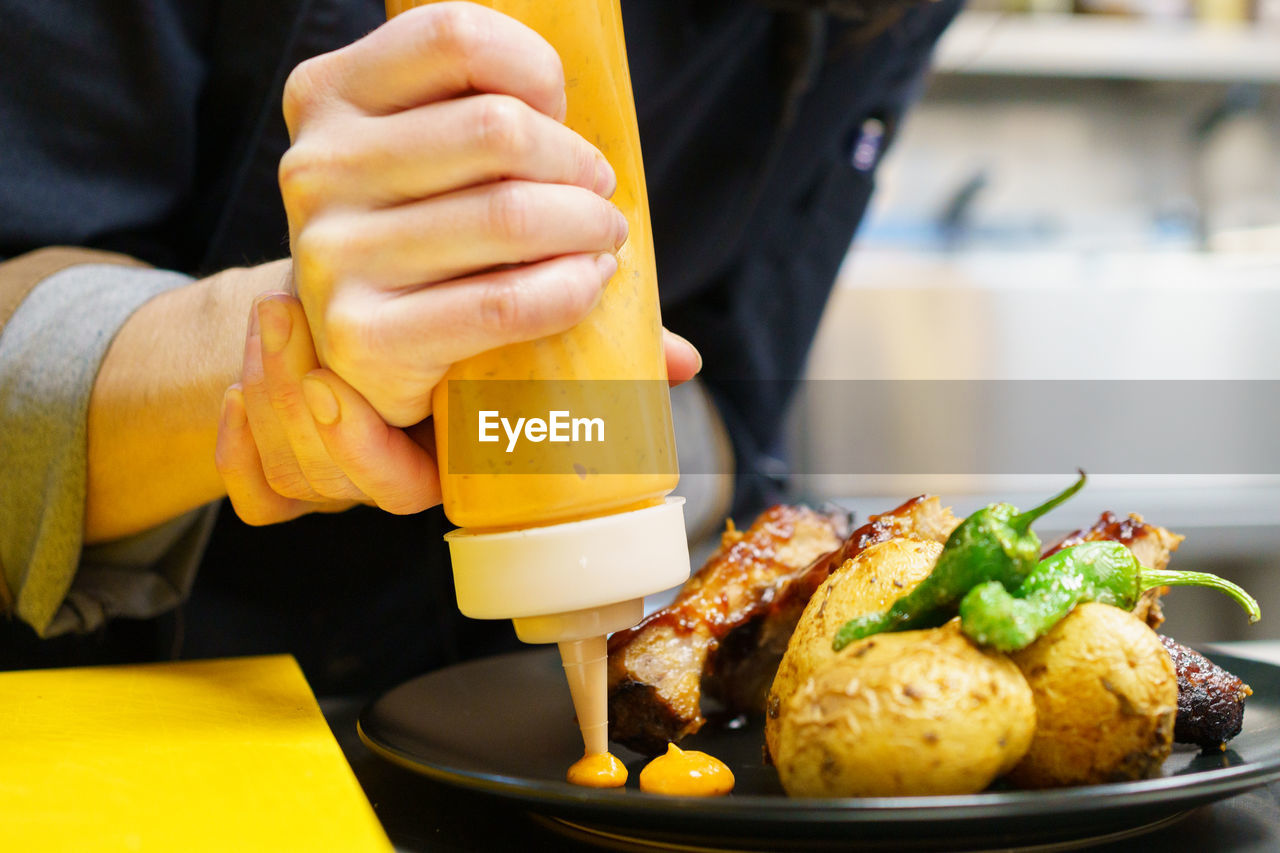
[
  {"xmin": 567, "ymin": 752, "xmax": 628, "ymax": 788},
  {"xmin": 639, "ymin": 743, "xmax": 735, "ymax": 796}
]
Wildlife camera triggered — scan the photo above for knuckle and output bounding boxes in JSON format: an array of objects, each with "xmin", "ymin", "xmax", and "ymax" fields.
[
  {"xmin": 282, "ymin": 57, "xmax": 331, "ymax": 133},
  {"xmin": 292, "ymin": 217, "xmax": 354, "ymax": 283},
  {"xmin": 422, "ymin": 3, "xmax": 484, "ymax": 64},
  {"xmin": 479, "ymin": 279, "xmax": 525, "ymax": 337},
  {"xmin": 278, "ymin": 144, "xmax": 331, "ymax": 219},
  {"xmin": 321, "ymin": 300, "xmax": 372, "ymax": 367},
  {"xmin": 473, "ymin": 95, "xmax": 530, "ymax": 161},
  {"xmin": 308, "ymin": 472, "xmax": 359, "ymax": 502},
  {"xmin": 261, "ymin": 464, "xmax": 314, "ymax": 501},
  {"xmin": 487, "ymin": 182, "xmax": 532, "ymax": 243},
  {"xmin": 266, "ymin": 383, "xmax": 307, "ymax": 421}
]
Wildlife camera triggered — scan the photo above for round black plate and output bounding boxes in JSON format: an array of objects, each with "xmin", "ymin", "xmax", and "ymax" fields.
[{"xmin": 358, "ymin": 649, "xmax": 1280, "ymax": 851}]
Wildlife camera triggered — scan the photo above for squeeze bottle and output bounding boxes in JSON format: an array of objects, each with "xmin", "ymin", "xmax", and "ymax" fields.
[{"xmin": 384, "ymin": 0, "xmax": 692, "ymax": 764}]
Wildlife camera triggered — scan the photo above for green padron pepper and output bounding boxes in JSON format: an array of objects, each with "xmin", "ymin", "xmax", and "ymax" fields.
[
  {"xmin": 831, "ymin": 472, "xmax": 1087, "ymax": 652},
  {"xmin": 959, "ymin": 540, "xmax": 1261, "ymax": 652}
]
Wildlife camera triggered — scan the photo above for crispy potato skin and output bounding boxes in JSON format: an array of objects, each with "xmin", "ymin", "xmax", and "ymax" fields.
[
  {"xmin": 1008, "ymin": 603, "xmax": 1177, "ymax": 788},
  {"xmin": 765, "ymin": 538, "xmax": 942, "ymax": 758},
  {"xmin": 774, "ymin": 623, "xmax": 1036, "ymax": 797}
]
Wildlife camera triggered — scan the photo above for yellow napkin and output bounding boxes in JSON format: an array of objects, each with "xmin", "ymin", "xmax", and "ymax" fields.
[{"xmin": 0, "ymin": 655, "xmax": 391, "ymax": 852}]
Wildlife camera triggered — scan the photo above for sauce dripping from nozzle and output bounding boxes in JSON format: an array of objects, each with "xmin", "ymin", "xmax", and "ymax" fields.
[{"xmin": 560, "ymin": 636, "xmax": 627, "ymax": 787}]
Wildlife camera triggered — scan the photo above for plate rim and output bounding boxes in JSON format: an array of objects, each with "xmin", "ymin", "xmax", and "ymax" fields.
[{"xmin": 357, "ymin": 648, "xmax": 1280, "ymax": 825}]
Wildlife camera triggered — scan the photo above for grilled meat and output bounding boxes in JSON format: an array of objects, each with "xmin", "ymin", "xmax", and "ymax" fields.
[
  {"xmin": 607, "ymin": 505, "xmax": 844, "ymax": 755},
  {"xmin": 704, "ymin": 496, "xmax": 960, "ymax": 714},
  {"xmin": 1159, "ymin": 635, "xmax": 1253, "ymax": 751},
  {"xmin": 607, "ymin": 497, "xmax": 960, "ymax": 755},
  {"xmin": 1049, "ymin": 513, "xmax": 1248, "ymax": 749},
  {"xmin": 1045, "ymin": 511, "xmax": 1184, "ymax": 629}
]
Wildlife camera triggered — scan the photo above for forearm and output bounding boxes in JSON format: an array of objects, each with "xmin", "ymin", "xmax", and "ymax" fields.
[{"xmin": 85, "ymin": 260, "xmax": 290, "ymax": 543}]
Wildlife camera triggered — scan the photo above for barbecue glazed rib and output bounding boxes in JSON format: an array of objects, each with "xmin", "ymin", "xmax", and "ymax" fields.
[
  {"xmin": 1159, "ymin": 635, "xmax": 1252, "ymax": 751},
  {"xmin": 1045, "ymin": 511, "xmax": 1185, "ymax": 629},
  {"xmin": 607, "ymin": 497, "xmax": 960, "ymax": 755},
  {"xmin": 703, "ymin": 496, "xmax": 960, "ymax": 714},
  {"xmin": 1048, "ymin": 513, "xmax": 1250, "ymax": 748},
  {"xmin": 607, "ymin": 505, "xmax": 845, "ymax": 755}
]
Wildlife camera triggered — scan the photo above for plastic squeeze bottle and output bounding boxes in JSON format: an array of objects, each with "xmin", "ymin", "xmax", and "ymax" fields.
[{"xmin": 384, "ymin": 1, "xmax": 692, "ymax": 783}]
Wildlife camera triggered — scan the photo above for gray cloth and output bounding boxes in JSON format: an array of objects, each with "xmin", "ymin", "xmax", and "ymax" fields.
[{"xmin": 0, "ymin": 262, "xmax": 215, "ymax": 636}]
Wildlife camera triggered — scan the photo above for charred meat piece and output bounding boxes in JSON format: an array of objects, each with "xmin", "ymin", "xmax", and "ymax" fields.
[
  {"xmin": 703, "ymin": 496, "xmax": 960, "ymax": 714},
  {"xmin": 1045, "ymin": 511, "xmax": 1184, "ymax": 629},
  {"xmin": 607, "ymin": 506, "xmax": 844, "ymax": 755},
  {"xmin": 608, "ymin": 498, "xmax": 961, "ymax": 755},
  {"xmin": 1159, "ymin": 635, "xmax": 1253, "ymax": 751}
]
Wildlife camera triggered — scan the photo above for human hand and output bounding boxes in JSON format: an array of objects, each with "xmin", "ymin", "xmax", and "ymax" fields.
[
  {"xmin": 214, "ymin": 291, "xmax": 703, "ymax": 526},
  {"xmin": 280, "ymin": 2, "xmax": 629, "ymax": 427},
  {"xmin": 215, "ymin": 292, "xmax": 441, "ymax": 526}
]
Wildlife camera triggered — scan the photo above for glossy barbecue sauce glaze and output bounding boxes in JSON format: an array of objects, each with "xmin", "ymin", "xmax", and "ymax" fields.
[{"xmin": 612, "ymin": 497, "xmax": 929, "ymax": 646}]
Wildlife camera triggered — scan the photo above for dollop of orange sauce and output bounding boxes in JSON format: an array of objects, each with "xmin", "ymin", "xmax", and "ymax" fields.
[
  {"xmin": 639, "ymin": 743, "xmax": 735, "ymax": 796},
  {"xmin": 567, "ymin": 752, "xmax": 628, "ymax": 788}
]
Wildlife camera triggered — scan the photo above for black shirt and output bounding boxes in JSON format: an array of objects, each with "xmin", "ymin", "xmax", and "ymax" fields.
[{"xmin": 0, "ymin": 0, "xmax": 961, "ymax": 692}]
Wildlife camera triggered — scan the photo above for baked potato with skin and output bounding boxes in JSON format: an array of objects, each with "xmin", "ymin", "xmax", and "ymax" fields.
[
  {"xmin": 765, "ymin": 537, "xmax": 942, "ymax": 758},
  {"xmin": 773, "ymin": 622, "xmax": 1036, "ymax": 797},
  {"xmin": 1008, "ymin": 602, "xmax": 1177, "ymax": 788}
]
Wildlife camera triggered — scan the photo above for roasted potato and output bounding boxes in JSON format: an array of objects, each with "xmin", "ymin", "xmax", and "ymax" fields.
[
  {"xmin": 765, "ymin": 537, "xmax": 941, "ymax": 757},
  {"xmin": 773, "ymin": 622, "xmax": 1036, "ymax": 797},
  {"xmin": 1008, "ymin": 602, "xmax": 1177, "ymax": 788}
]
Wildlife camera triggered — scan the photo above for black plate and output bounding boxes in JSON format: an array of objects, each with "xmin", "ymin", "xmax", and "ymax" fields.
[{"xmin": 359, "ymin": 649, "xmax": 1280, "ymax": 851}]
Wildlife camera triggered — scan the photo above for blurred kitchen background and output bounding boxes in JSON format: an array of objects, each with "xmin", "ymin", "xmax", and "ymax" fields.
[{"xmin": 784, "ymin": 4, "xmax": 1280, "ymax": 644}]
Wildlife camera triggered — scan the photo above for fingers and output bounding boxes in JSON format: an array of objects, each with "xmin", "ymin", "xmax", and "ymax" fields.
[
  {"xmin": 229, "ymin": 292, "xmax": 443, "ymax": 515},
  {"xmin": 254, "ymin": 294, "xmax": 368, "ymax": 502},
  {"xmin": 279, "ymin": 95, "xmax": 615, "ymax": 217},
  {"xmin": 284, "ymin": 2, "xmax": 566, "ymax": 135},
  {"xmin": 326, "ymin": 252, "xmax": 615, "ymax": 425},
  {"xmin": 662, "ymin": 329, "xmax": 702, "ymax": 387},
  {"xmin": 295, "ymin": 181, "xmax": 627, "ymax": 289},
  {"xmin": 299, "ymin": 370, "xmax": 443, "ymax": 515},
  {"xmin": 241, "ymin": 296, "xmax": 325, "ymax": 501},
  {"xmin": 215, "ymin": 386, "xmax": 357, "ymax": 526}
]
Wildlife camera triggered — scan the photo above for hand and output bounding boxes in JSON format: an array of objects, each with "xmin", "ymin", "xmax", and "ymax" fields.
[
  {"xmin": 214, "ymin": 292, "xmax": 703, "ymax": 526},
  {"xmin": 215, "ymin": 292, "xmax": 441, "ymax": 526},
  {"xmin": 280, "ymin": 2, "xmax": 628, "ymax": 427}
]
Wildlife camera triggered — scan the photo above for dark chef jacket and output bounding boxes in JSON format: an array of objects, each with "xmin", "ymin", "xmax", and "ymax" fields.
[{"xmin": 0, "ymin": 0, "xmax": 961, "ymax": 693}]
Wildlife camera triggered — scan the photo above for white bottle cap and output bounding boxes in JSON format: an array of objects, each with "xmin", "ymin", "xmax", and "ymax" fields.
[
  {"xmin": 445, "ymin": 497, "xmax": 690, "ymax": 756},
  {"xmin": 445, "ymin": 496, "xmax": 690, "ymax": 626}
]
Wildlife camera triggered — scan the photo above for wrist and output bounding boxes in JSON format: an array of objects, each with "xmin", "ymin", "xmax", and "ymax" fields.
[{"xmin": 85, "ymin": 258, "xmax": 296, "ymax": 543}]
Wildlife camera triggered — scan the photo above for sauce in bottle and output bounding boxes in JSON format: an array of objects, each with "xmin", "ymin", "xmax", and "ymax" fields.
[{"xmin": 385, "ymin": 0, "xmax": 691, "ymax": 782}]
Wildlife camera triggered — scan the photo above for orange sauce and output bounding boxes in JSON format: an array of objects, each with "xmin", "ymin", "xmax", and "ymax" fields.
[
  {"xmin": 639, "ymin": 743, "xmax": 735, "ymax": 797},
  {"xmin": 386, "ymin": 0, "xmax": 677, "ymax": 532},
  {"xmin": 567, "ymin": 752, "xmax": 628, "ymax": 788}
]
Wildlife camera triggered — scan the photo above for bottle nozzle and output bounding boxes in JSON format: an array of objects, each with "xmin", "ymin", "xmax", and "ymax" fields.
[
  {"xmin": 445, "ymin": 500, "xmax": 691, "ymax": 759},
  {"xmin": 559, "ymin": 636, "xmax": 609, "ymax": 756},
  {"xmin": 512, "ymin": 598, "xmax": 644, "ymax": 756}
]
